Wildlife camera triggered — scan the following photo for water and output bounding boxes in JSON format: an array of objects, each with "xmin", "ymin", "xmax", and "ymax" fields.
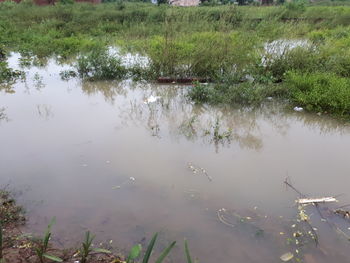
[{"xmin": 1, "ymin": 55, "xmax": 350, "ymax": 262}]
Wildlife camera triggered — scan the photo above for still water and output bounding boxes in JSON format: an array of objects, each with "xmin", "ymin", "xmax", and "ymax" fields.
[{"xmin": 1, "ymin": 55, "xmax": 350, "ymax": 263}]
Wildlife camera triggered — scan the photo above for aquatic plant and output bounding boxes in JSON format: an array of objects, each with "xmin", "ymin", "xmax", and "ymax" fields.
[
  {"xmin": 127, "ymin": 233, "xmax": 176, "ymax": 263},
  {"xmin": 33, "ymin": 217, "xmax": 63, "ymax": 263},
  {"xmin": 80, "ymin": 231, "xmax": 111, "ymax": 263}
]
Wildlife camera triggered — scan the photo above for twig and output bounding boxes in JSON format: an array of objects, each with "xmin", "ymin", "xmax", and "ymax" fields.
[{"xmin": 284, "ymin": 177, "xmax": 306, "ymax": 198}]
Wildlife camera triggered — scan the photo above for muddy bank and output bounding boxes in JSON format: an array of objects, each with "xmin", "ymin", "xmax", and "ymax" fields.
[{"xmin": 0, "ymin": 189, "xmax": 122, "ymax": 263}]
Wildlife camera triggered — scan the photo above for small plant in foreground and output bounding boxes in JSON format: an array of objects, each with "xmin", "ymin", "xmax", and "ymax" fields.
[
  {"xmin": 80, "ymin": 231, "xmax": 111, "ymax": 263},
  {"xmin": 127, "ymin": 233, "xmax": 176, "ymax": 263},
  {"xmin": 34, "ymin": 217, "xmax": 63, "ymax": 263},
  {"xmin": 184, "ymin": 240, "xmax": 193, "ymax": 263}
]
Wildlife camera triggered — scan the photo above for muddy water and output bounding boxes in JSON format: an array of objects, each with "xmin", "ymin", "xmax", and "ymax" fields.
[{"xmin": 1, "ymin": 55, "xmax": 350, "ymax": 263}]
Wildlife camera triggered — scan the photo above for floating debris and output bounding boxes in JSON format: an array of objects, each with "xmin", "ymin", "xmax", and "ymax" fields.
[
  {"xmin": 112, "ymin": 177, "xmax": 136, "ymax": 190},
  {"xmin": 280, "ymin": 252, "xmax": 294, "ymax": 261},
  {"xmin": 297, "ymin": 197, "xmax": 338, "ymax": 205},
  {"xmin": 187, "ymin": 162, "xmax": 212, "ymax": 181},
  {"xmin": 144, "ymin": 95, "xmax": 160, "ymax": 104},
  {"xmin": 293, "ymin": 106, "xmax": 304, "ymax": 112}
]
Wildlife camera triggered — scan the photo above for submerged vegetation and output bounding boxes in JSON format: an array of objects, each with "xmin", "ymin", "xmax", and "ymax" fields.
[{"xmin": 1, "ymin": 1, "xmax": 350, "ymax": 117}]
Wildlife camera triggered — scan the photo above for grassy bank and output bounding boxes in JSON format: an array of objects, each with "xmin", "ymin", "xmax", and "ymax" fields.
[{"xmin": 1, "ymin": 1, "xmax": 350, "ymax": 118}]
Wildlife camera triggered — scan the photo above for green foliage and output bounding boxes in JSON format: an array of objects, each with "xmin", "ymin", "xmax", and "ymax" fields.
[
  {"xmin": 126, "ymin": 233, "xmax": 176, "ymax": 263},
  {"xmin": 80, "ymin": 231, "xmax": 111, "ymax": 263},
  {"xmin": 76, "ymin": 48, "xmax": 127, "ymax": 81},
  {"xmin": 286, "ymin": 71, "xmax": 350, "ymax": 116},
  {"xmin": 188, "ymin": 81, "xmax": 283, "ymax": 106},
  {"xmin": 59, "ymin": 0, "xmax": 74, "ymax": 5},
  {"xmin": 126, "ymin": 244, "xmax": 142, "ymax": 263},
  {"xmin": 34, "ymin": 217, "xmax": 63, "ymax": 263},
  {"xmin": 0, "ymin": 61, "xmax": 24, "ymax": 84}
]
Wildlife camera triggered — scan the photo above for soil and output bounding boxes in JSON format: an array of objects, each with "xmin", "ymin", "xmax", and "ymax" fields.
[{"xmin": 0, "ymin": 190, "xmax": 125, "ymax": 263}]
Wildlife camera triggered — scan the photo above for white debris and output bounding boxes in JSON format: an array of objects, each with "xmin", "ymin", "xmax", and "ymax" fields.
[
  {"xmin": 129, "ymin": 177, "xmax": 135, "ymax": 181},
  {"xmin": 297, "ymin": 197, "xmax": 338, "ymax": 205},
  {"xmin": 280, "ymin": 252, "xmax": 294, "ymax": 262},
  {"xmin": 144, "ymin": 95, "xmax": 160, "ymax": 104},
  {"xmin": 293, "ymin": 106, "xmax": 304, "ymax": 112}
]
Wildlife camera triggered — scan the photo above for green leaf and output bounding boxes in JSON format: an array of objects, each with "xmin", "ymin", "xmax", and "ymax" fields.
[
  {"xmin": 92, "ymin": 248, "xmax": 111, "ymax": 254},
  {"xmin": 43, "ymin": 253, "xmax": 63, "ymax": 262},
  {"xmin": 142, "ymin": 233, "xmax": 158, "ymax": 263},
  {"xmin": 155, "ymin": 241, "xmax": 176, "ymax": 263},
  {"xmin": 184, "ymin": 240, "xmax": 193, "ymax": 263},
  {"xmin": 127, "ymin": 244, "xmax": 142, "ymax": 263}
]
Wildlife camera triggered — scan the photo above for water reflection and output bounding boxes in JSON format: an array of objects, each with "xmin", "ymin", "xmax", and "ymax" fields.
[
  {"xmin": 0, "ymin": 107, "xmax": 8, "ymax": 123},
  {"xmin": 81, "ymin": 80, "xmax": 127, "ymax": 104},
  {"xmin": 2, "ymin": 55, "xmax": 350, "ymax": 263}
]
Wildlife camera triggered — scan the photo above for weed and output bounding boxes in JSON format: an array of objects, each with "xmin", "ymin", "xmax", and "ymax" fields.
[
  {"xmin": 127, "ymin": 233, "xmax": 176, "ymax": 263},
  {"xmin": 76, "ymin": 48, "xmax": 127, "ymax": 81},
  {"xmin": 286, "ymin": 71, "xmax": 350, "ymax": 117},
  {"xmin": 80, "ymin": 231, "xmax": 111, "ymax": 263},
  {"xmin": 33, "ymin": 217, "xmax": 63, "ymax": 263}
]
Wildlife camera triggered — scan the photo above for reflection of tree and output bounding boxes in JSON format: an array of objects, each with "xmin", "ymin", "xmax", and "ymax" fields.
[
  {"xmin": 81, "ymin": 80, "xmax": 126, "ymax": 104},
  {"xmin": 0, "ymin": 84, "xmax": 15, "ymax": 94},
  {"xmin": 37, "ymin": 104, "xmax": 54, "ymax": 120},
  {"xmin": 85, "ymin": 80, "xmax": 350, "ymax": 152},
  {"xmin": 117, "ymin": 83, "xmax": 267, "ymax": 151},
  {"xmin": 0, "ymin": 107, "xmax": 9, "ymax": 123}
]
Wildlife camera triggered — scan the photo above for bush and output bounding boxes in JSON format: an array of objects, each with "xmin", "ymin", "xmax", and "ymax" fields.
[
  {"xmin": 76, "ymin": 48, "xmax": 127, "ymax": 81},
  {"xmin": 286, "ymin": 71, "xmax": 350, "ymax": 116}
]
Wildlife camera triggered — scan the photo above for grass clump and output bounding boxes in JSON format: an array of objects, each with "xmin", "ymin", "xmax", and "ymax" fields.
[
  {"xmin": 76, "ymin": 48, "xmax": 127, "ymax": 81},
  {"xmin": 286, "ymin": 71, "xmax": 350, "ymax": 117}
]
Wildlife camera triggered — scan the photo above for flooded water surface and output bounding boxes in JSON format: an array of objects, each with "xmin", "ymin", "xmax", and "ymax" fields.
[{"xmin": 1, "ymin": 55, "xmax": 350, "ymax": 263}]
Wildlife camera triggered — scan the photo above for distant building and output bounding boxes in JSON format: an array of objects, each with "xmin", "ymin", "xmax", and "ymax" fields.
[{"xmin": 169, "ymin": 0, "xmax": 200, "ymax": 6}]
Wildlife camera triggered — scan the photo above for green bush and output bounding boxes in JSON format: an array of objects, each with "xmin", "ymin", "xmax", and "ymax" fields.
[
  {"xmin": 286, "ymin": 71, "xmax": 350, "ymax": 116},
  {"xmin": 76, "ymin": 48, "xmax": 127, "ymax": 81}
]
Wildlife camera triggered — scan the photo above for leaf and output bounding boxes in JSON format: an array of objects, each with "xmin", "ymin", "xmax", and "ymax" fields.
[
  {"xmin": 43, "ymin": 253, "xmax": 63, "ymax": 262},
  {"xmin": 155, "ymin": 241, "xmax": 176, "ymax": 263},
  {"xmin": 184, "ymin": 240, "xmax": 193, "ymax": 263},
  {"xmin": 142, "ymin": 233, "xmax": 158, "ymax": 263},
  {"xmin": 93, "ymin": 248, "xmax": 112, "ymax": 254},
  {"xmin": 127, "ymin": 244, "xmax": 142, "ymax": 263}
]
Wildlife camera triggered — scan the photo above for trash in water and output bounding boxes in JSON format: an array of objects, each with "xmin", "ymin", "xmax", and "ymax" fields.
[
  {"xmin": 293, "ymin": 106, "xmax": 304, "ymax": 112},
  {"xmin": 187, "ymin": 162, "xmax": 212, "ymax": 181},
  {"xmin": 297, "ymin": 197, "xmax": 338, "ymax": 205},
  {"xmin": 144, "ymin": 95, "xmax": 160, "ymax": 104},
  {"xmin": 112, "ymin": 176, "xmax": 136, "ymax": 189},
  {"xmin": 280, "ymin": 252, "xmax": 294, "ymax": 262}
]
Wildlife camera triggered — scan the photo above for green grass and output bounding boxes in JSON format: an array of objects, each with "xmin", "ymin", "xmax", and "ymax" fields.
[{"xmin": 1, "ymin": 1, "xmax": 350, "ymax": 118}]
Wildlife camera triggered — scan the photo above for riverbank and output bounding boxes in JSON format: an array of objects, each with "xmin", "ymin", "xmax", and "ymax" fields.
[
  {"xmin": 1, "ymin": 1, "xmax": 350, "ymax": 118},
  {"xmin": 0, "ymin": 188, "xmax": 124, "ymax": 263}
]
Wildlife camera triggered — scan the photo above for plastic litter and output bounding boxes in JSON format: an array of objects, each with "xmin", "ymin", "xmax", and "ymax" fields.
[
  {"xmin": 293, "ymin": 106, "xmax": 303, "ymax": 112},
  {"xmin": 144, "ymin": 95, "xmax": 160, "ymax": 104}
]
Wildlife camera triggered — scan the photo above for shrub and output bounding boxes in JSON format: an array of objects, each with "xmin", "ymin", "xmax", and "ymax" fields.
[
  {"xmin": 286, "ymin": 71, "xmax": 350, "ymax": 116},
  {"xmin": 76, "ymin": 48, "xmax": 127, "ymax": 81}
]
